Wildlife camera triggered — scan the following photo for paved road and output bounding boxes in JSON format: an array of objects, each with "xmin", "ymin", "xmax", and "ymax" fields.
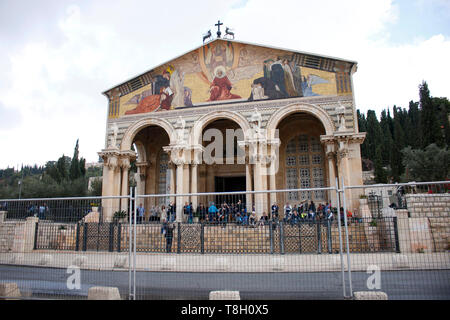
[{"xmin": 0, "ymin": 265, "xmax": 449, "ymax": 300}]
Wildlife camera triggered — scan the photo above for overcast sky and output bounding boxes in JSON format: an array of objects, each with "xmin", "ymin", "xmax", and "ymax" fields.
[{"xmin": 0, "ymin": 0, "xmax": 449, "ymax": 170}]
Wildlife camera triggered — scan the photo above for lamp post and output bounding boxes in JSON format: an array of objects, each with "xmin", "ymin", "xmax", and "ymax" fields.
[{"xmin": 18, "ymin": 164, "xmax": 24, "ymax": 199}]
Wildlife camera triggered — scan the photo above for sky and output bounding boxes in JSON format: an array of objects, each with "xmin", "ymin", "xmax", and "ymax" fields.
[{"xmin": 0, "ymin": 0, "xmax": 449, "ymax": 170}]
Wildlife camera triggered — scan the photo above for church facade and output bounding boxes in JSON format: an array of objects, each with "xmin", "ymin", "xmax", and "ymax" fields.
[{"xmin": 98, "ymin": 39, "xmax": 365, "ymax": 221}]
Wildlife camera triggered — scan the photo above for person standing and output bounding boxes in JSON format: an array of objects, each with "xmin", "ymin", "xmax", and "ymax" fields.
[
  {"xmin": 196, "ymin": 203, "xmax": 206, "ymax": 223},
  {"xmin": 38, "ymin": 203, "xmax": 46, "ymax": 220},
  {"xmin": 168, "ymin": 202, "xmax": 176, "ymax": 222},
  {"xmin": 284, "ymin": 202, "xmax": 292, "ymax": 222},
  {"xmin": 137, "ymin": 203, "xmax": 145, "ymax": 224},
  {"xmin": 271, "ymin": 203, "xmax": 279, "ymax": 220},
  {"xmin": 208, "ymin": 202, "xmax": 218, "ymax": 223},
  {"xmin": 164, "ymin": 222, "xmax": 175, "ymax": 253}
]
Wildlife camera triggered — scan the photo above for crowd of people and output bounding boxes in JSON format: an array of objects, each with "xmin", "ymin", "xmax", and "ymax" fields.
[{"xmin": 136, "ymin": 199, "xmax": 357, "ymax": 227}]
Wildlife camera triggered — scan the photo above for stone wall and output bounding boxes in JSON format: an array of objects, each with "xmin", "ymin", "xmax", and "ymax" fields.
[
  {"xmin": 404, "ymin": 194, "xmax": 450, "ymax": 252},
  {"xmin": 0, "ymin": 213, "xmax": 38, "ymax": 253},
  {"xmin": 429, "ymin": 217, "xmax": 450, "ymax": 251},
  {"xmin": 405, "ymin": 194, "xmax": 450, "ymax": 218},
  {"xmin": 0, "ymin": 220, "xmax": 36, "ymax": 253},
  {"xmin": 0, "ymin": 222, "xmax": 19, "ymax": 252}
]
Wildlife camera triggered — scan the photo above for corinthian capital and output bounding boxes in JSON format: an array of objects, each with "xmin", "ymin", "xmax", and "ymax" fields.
[
  {"xmin": 106, "ymin": 155, "xmax": 118, "ymax": 170},
  {"xmin": 119, "ymin": 157, "xmax": 131, "ymax": 170},
  {"xmin": 337, "ymin": 149, "xmax": 348, "ymax": 162}
]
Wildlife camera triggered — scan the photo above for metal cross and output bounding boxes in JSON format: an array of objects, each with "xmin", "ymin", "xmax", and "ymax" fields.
[{"xmin": 215, "ymin": 20, "xmax": 223, "ymax": 38}]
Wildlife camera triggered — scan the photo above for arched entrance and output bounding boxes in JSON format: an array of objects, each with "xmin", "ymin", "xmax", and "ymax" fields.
[
  {"xmin": 199, "ymin": 118, "xmax": 247, "ymax": 207},
  {"xmin": 271, "ymin": 111, "xmax": 331, "ymax": 214},
  {"xmin": 131, "ymin": 125, "xmax": 172, "ymax": 220}
]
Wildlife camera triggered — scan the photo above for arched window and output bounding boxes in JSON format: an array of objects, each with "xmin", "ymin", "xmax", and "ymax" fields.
[
  {"xmin": 158, "ymin": 152, "xmax": 169, "ymax": 205},
  {"xmin": 285, "ymin": 134, "xmax": 326, "ymax": 202}
]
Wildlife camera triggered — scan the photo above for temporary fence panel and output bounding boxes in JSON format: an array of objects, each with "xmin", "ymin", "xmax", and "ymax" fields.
[
  {"xmin": 343, "ymin": 181, "xmax": 450, "ymax": 300},
  {"xmin": 1, "ymin": 181, "xmax": 449, "ymax": 300},
  {"xmin": 0, "ymin": 195, "xmax": 133, "ymax": 300}
]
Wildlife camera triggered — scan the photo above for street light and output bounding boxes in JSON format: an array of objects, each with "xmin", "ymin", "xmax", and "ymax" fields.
[{"xmin": 18, "ymin": 164, "xmax": 24, "ymax": 200}]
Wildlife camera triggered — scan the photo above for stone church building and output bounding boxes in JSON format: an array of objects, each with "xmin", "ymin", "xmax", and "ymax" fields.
[{"xmin": 98, "ymin": 38, "xmax": 365, "ymax": 221}]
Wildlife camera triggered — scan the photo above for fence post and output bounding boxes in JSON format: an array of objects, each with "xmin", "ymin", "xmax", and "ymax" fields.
[
  {"xmin": 83, "ymin": 223, "xmax": 88, "ymax": 251},
  {"xmin": 269, "ymin": 221, "xmax": 274, "ymax": 254},
  {"xmin": 393, "ymin": 217, "xmax": 400, "ymax": 253},
  {"xmin": 279, "ymin": 221, "xmax": 285, "ymax": 255},
  {"xmin": 177, "ymin": 222, "xmax": 181, "ymax": 254},
  {"xmin": 75, "ymin": 222, "xmax": 80, "ymax": 251},
  {"xmin": 317, "ymin": 220, "xmax": 322, "ymax": 254},
  {"xmin": 117, "ymin": 223, "xmax": 121, "ymax": 253},
  {"xmin": 327, "ymin": 219, "xmax": 332, "ymax": 253},
  {"xmin": 109, "ymin": 223, "xmax": 114, "ymax": 252},
  {"xmin": 33, "ymin": 222, "xmax": 39, "ymax": 250},
  {"xmin": 200, "ymin": 223, "xmax": 205, "ymax": 254},
  {"xmin": 298, "ymin": 223, "xmax": 302, "ymax": 254}
]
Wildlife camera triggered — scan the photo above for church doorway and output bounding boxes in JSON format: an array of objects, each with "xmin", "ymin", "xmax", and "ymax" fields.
[{"xmin": 214, "ymin": 176, "xmax": 246, "ymax": 206}]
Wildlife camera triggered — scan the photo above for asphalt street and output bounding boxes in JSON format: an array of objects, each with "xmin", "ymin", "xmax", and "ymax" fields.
[{"xmin": 0, "ymin": 265, "xmax": 449, "ymax": 300}]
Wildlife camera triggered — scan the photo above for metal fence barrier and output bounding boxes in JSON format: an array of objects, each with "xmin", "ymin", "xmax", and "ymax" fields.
[{"xmin": 0, "ymin": 181, "xmax": 449, "ymax": 300}]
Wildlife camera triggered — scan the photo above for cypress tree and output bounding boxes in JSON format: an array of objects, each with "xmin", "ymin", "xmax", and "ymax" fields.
[
  {"xmin": 69, "ymin": 139, "xmax": 81, "ymax": 181},
  {"xmin": 380, "ymin": 109, "xmax": 393, "ymax": 167},
  {"xmin": 407, "ymin": 101, "xmax": 421, "ymax": 149},
  {"xmin": 374, "ymin": 146, "xmax": 387, "ymax": 183},
  {"xmin": 419, "ymin": 81, "xmax": 439, "ymax": 148},
  {"xmin": 432, "ymin": 97, "xmax": 450, "ymax": 147},
  {"xmin": 365, "ymin": 110, "xmax": 383, "ymax": 162},
  {"xmin": 391, "ymin": 107, "xmax": 406, "ymax": 182},
  {"xmin": 357, "ymin": 110, "xmax": 369, "ymax": 159}
]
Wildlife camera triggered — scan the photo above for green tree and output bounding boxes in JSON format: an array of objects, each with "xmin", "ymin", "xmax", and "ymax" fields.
[
  {"xmin": 69, "ymin": 139, "xmax": 81, "ymax": 180},
  {"xmin": 419, "ymin": 81, "xmax": 440, "ymax": 148},
  {"xmin": 402, "ymin": 144, "xmax": 449, "ymax": 182},
  {"xmin": 364, "ymin": 110, "xmax": 383, "ymax": 161},
  {"xmin": 357, "ymin": 110, "xmax": 369, "ymax": 159},
  {"xmin": 374, "ymin": 146, "xmax": 387, "ymax": 183},
  {"xmin": 407, "ymin": 100, "xmax": 421, "ymax": 149},
  {"xmin": 380, "ymin": 109, "xmax": 393, "ymax": 167},
  {"xmin": 390, "ymin": 106, "xmax": 406, "ymax": 182},
  {"xmin": 432, "ymin": 97, "xmax": 450, "ymax": 147}
]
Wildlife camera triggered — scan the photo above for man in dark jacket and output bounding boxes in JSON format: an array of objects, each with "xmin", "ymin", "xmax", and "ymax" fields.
[{"xmin": 164, "ymin": 222, "xmax": 175, "ymax": 253}]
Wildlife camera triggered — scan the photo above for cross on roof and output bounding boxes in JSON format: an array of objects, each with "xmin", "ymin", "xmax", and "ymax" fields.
[{"xmin": 215, "ymin": 20, "xmax": 223, "ymax": 38}]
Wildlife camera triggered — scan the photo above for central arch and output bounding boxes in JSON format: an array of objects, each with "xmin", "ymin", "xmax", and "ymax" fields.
[
  {"xmin": 265, "ymin": 103, "xmax": 335, "ymax": 140},
  {"xmin": 191, "ymin": 110, "xmax": 251, "ymax": 145}
]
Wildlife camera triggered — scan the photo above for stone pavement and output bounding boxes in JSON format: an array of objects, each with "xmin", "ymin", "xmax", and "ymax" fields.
[{"xmin": 0, "ymin": 251, "xmax": 449, "ymax": 273}]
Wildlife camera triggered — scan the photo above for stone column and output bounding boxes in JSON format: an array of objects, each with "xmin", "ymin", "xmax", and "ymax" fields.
[
  {"xmin": 191, "ymin": 162, "xmax": 198, "ymax": 209},
  {"xmin": 245, "ymin": 161, "xmax": 253, "ymax": 213},
  {"xmin": 265, "ymin": 139, "xmax": 280, "ymax": 211},
  {"xmin": 183, "ymin": 163, "xmax": 190, "ymax": 209},
  {"xmin": 24, "ymin": 217, "xmax": 38, "ymax": 252},
  {"xmin": 206, "ymin": 165, "xmax": 215, "ymax": 204},
  {"xmin": 337, "ymin": 147, "xmax": 351, "ymax": 210},
  {"xmin": 169, "ymin": 162, "xmax": 176, "ymax": 204},
  {"xmin": 175, "ymin": 161, "xmax": 184, "ymax": 223},
  {"xmin": 99, "ymin": 150, "xmax": 119, "ymax": 222},
  {"xmin": 253, "ymin": 159, "xmax": 264, "ymax": 218},
  {"xmin": 269, "ymin": 165, "xmax": 277, "ymax": 208},
  {"xmin": 326, "ymin": 151, "xmax": 338, "ymax": 206},
  {"xmin": 135, "ymin": 161, "xmax": 149, "ymax": 196},
  {"xmin": 0, "ymin": 211, "xmax": 6, "ymax": 223},
  {"xmin": 120, "ymin": 157, "xmax": 131, "ymax": 213},
  {"xmin": 396, "ymin": 209, "xmax": 411, "ymax": 253}
]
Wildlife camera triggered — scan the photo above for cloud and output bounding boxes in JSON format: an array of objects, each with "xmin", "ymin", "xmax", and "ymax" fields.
[
  {"xmin": 0, "ymin": 102, "xmax": 22, "ymax": 131},
  {"xmin": 223, "ymin": 0, "xmax": 449, "ymax": 113},
  {"xmin": 0, "ymin": 0, "xmax": 449, "ymax": 169}
]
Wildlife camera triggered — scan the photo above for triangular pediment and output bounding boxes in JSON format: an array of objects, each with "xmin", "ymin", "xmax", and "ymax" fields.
[{"xmin": 104, "ymin": 39, "xmax": 356, "ymax": 118}]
